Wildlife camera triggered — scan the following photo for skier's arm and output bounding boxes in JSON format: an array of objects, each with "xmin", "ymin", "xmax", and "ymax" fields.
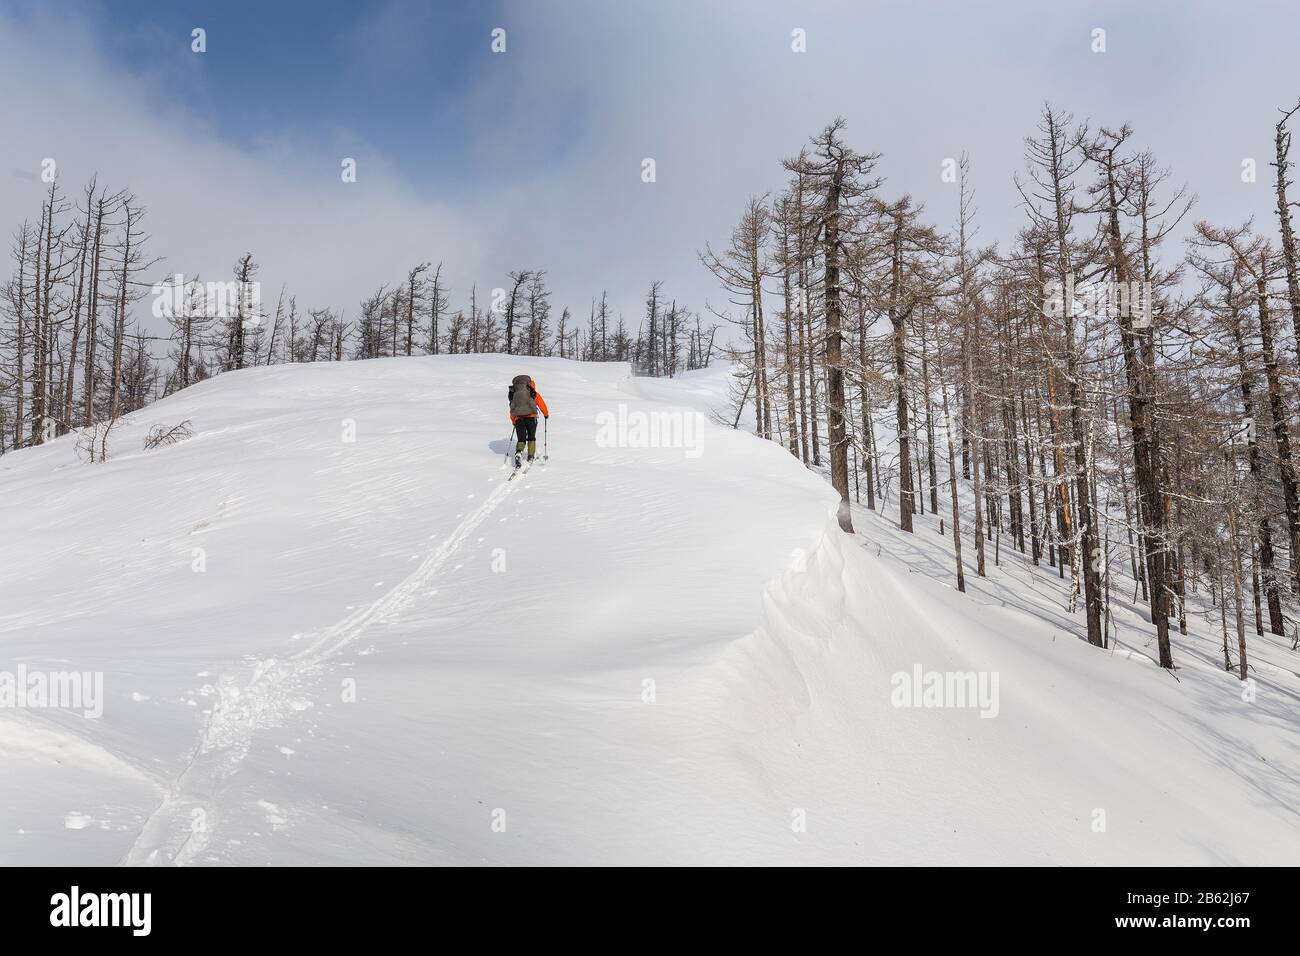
[{"xmin": 536, "ymin": 392, "xmax": 549, "ymax": 418}]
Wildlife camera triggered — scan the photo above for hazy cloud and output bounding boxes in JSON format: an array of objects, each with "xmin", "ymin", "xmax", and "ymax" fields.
[{"xmin": 1, "ymin": 0, "xmax": 1295, "ymax": 339}]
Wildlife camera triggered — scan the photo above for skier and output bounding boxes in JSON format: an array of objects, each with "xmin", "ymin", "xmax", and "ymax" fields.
[{"xmin": 508, "ymin": 373, "xmax": 549, "ymax": 469}]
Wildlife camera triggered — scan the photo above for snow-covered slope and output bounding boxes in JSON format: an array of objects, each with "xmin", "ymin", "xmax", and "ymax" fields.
[{"xmin": 2, "ymin": 356, "xmax": 1297, "ymax": 865}]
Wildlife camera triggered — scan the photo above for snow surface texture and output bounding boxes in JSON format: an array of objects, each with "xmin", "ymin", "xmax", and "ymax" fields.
[{"xmin": 1, "ymin": 355, "xmax": 1297, "ymax": 865}]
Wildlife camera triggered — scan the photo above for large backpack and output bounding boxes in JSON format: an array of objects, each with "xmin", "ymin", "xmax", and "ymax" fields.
[{"xmin": 508, "ymin": 374, "xmax": 538, "ymax": 417}]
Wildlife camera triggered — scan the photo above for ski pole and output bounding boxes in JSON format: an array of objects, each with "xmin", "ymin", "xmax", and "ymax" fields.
[
  {"xmin": 504, "ymin": 422, "xmax": 516, "ymax": 464},
  {"xmin": 543, "ymin": 416, "xmax": 549, "ymax": 461}
]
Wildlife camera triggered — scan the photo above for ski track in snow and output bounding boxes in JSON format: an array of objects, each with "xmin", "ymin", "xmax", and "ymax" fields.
[{"xmin": 120, "ymin": 470, "xmax": 522, "ymax": 866}]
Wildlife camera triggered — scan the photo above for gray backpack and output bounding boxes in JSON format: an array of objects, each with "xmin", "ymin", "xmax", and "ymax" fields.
[{"xmin": 508, "ymin": 374, "xmax": 537, "ymax": 417}]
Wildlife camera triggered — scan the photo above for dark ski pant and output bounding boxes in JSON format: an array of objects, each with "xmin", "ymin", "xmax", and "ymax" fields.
[{"xmin": 514, "ymin": 416, "xmax": 539, "ymax": 459}]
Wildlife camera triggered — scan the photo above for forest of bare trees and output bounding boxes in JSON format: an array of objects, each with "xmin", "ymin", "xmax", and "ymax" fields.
[
  {"xmin": 9, "ymin": 99, "xmax": 1300, "ymax": 679},
  {"xmin": 0, "ymin": 182, "xmax": 716, "ymax": 457},
  {"xmin": 703, "ymin": 103, "xmax": 1300, "ymax": 677}
]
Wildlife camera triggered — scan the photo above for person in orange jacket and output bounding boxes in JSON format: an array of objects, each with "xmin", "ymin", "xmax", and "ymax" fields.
[{"xmin": 508, "ymin": 373, "xmax": 548, "ymax": 466}]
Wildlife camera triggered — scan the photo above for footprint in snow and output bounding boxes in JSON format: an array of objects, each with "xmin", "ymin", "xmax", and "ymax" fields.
[{"xmin": 256, "ymin": 800, "xmax": 288, "ymax": 828}]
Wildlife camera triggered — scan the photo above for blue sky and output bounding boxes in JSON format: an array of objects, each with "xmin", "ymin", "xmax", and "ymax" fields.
[
  {"xmin": 89, "ymin": 1, "xmax": 518, "ymax": 191},
  {"xmin": 2, "ymin": 1, "xmax": 1298, "ymax": 332}
]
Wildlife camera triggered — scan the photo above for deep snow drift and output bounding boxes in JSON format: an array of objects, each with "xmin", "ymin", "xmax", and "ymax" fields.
[{"xmin": 1, "ymin": 355, "xmax": 1297, "ymax": 865}]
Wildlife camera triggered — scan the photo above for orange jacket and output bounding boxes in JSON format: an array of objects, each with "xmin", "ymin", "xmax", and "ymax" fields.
[{"xmin": 510, "ymin": 378, "xmax": 548, "ymax": 423}]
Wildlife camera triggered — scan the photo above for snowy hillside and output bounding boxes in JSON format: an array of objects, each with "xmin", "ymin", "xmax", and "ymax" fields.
[{"xmin": 2, "ymin": 355, "xmax": 1298, "ymax": 865}]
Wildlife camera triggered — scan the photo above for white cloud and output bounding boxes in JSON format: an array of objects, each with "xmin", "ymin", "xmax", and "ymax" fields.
[
  {"xmin": 2, "ymin": 0, "xmax": 1296, "ymax": 344},
  {"xmin": 0, "ymin": 5, "xmax": 480, "ymax": 329}
]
